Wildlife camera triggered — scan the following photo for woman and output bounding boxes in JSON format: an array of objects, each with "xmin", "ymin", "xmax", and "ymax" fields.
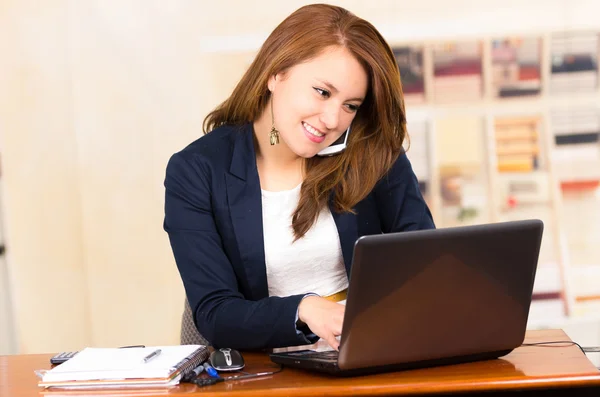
[{"xmin": 164, "ymin": 4, "xmax": 435, "ymax": 351}]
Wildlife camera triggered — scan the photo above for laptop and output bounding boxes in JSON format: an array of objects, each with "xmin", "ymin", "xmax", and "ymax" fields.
[{"xmin": 270, "ymin": 219, "xmax": 543, "ymax": 376}]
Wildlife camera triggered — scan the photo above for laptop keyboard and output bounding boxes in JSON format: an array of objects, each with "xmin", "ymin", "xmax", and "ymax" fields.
[{"xmin": 291, "ymin": 350, "xmax": 339, "ymax": 360}]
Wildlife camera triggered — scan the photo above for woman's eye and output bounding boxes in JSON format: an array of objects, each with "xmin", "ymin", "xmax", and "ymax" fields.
[
  {"xmin": 313, "ymin": 87, "xmax": 330, "ymax": 98},
  {"xmin": 346, "ymin": 104, "xmax": 360, "ymax": 112}
]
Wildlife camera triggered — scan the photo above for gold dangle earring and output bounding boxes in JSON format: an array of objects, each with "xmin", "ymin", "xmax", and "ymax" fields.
[{"xmin": 269, "ymin": 96, "xmax": 280, "ymax": 145}]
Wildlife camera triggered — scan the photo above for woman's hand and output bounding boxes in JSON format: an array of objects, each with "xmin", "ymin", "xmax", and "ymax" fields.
[{"xmin": 298, "ymin": 295, "xmax": 345, "ymax": 350}]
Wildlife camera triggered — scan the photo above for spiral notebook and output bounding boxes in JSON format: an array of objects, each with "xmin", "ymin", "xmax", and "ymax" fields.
[{"xmin": 37, "ymin": 345, "xmax": 209, "ymax": 389}]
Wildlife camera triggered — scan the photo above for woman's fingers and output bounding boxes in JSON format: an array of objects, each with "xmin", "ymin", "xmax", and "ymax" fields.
[
  {"xmin": 324, "ymin": 332, "xmax": 340, "ymax": 351},
  {"xmin": 327, "ymin": 311, "xmax": 344, "ymax": 350},
  {"xmin": 298, "ymin": 296, "xmax": 347, "ymax": 350}
]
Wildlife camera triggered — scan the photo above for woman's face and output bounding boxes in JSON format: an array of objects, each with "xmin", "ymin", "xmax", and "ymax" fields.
[{"xmin": 268, "ymin": 46, "xmax": 368, "ymax": 158}]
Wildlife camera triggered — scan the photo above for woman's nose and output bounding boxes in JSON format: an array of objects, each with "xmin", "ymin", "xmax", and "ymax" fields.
[{"xmin": 319, "ymin": 104, "xmax": 340, "ymax": 131}]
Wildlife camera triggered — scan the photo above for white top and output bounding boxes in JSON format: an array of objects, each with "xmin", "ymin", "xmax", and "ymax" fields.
[{"xmin": 261, "ymin": 183, "xmax": 348, "ymax": 298}]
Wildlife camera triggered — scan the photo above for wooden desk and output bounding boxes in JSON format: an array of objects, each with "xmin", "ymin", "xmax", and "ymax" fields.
[{"xmin": 2, "ymin": 330, "xmax": 599, "ymax": 397}]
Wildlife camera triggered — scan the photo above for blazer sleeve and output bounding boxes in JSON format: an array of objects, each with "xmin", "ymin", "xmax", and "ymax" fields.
[
  {"xmin": 374, "ymin": 152, "xmax": 436, "ymax": 232},
  {"xmin": 164, "ymin": 152, "xmax": 318, "ymax": 350}
]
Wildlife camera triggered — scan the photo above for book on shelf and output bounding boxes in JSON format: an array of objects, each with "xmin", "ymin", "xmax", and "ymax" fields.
[
  {"xmin": 551, "ymin": 107, "xmax": 600, "ymax": 181},
  {"xmin": 550, "ymin": 32, "xmax": 599, "ymax": 93},
  {"xmin": 494, "ymin": 116, "xmax": 542, "ymax": 173},
  {"xmin": 37, "ymin": 345, "xmax": 209, "ymax": 389},
  {"xmin": 393, "ymin": 46, "xmax": 426, "ymax": 103},
  {"xmin": 432, "ymin": 41, "xmax": 483, "ymax": 103},
  {"xmin": 497, "ymin": 172, "xmax": 551, "ymax": 206},
  {"xmin": 491, "ymin": 36, "xmax": 542, "ymax": 98}
]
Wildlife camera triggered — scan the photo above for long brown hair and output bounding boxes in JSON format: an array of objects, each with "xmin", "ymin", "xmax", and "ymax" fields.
[{"xmin": 204, "ymin": 4, "xmax": 407, "ymax": 240}]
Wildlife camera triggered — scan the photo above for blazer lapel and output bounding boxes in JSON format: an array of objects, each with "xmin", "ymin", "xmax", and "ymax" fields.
[
  {"xmin": 225, "ymin": 124, "xmax": 268, "ymax": 301},
  {"xmin": 329, "ymin": 199, "xmax": 358, "ymax": 277}
]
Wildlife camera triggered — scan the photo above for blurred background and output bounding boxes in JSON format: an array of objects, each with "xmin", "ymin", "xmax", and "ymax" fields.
[{"xmin": 0, "ymin": 0, "xmax": 599, "ymax": 365}]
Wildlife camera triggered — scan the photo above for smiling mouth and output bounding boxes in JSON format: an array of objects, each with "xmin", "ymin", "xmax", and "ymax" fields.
[{"xmin": 302, "ymin": 121, "xmax": 325, "ymax": 137}]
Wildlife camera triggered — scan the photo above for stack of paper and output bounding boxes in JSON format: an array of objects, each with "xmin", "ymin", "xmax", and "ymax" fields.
[{"xmin": 37, "ymin": 345, "xmax": 208, "ymax": 389}]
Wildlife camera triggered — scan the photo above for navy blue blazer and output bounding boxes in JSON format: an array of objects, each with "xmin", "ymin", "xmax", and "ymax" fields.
[{"xmin": 164, "ymin": 123, "xmax": 435, "ymax": 350}]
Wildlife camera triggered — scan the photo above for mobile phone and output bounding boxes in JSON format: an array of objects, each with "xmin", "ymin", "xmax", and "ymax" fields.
[
  {"xmin": 50, "ymin": 351, "xmax": 79, "ymax": 365},
  {"xmin": 317, "ymin": 126, "xmax": 350, "ymax": 156}
]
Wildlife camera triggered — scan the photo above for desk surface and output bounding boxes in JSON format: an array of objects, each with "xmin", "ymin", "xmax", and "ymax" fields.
[{"xmin": 2, "ymin": 329, "xmax": 599, "ymax": 397}]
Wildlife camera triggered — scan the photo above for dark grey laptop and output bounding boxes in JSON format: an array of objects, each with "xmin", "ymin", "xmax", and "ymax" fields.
[{"xmin": 270, "ymin": 219, "xmax": 543, "ymax": 376}]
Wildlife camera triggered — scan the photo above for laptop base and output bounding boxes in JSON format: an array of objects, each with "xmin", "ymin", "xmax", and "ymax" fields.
[{"xmin": 269, "ymin": 348, "xmax": 513, "ymax": 377}]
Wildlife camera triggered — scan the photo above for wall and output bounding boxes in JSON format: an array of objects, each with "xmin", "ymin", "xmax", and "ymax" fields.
[
  {"xmin": 0, "ymin": 0, "xmax": 599, "ymax": 353},
  {"xmin": 0, "ymin": 181, "xmax": 16, "ymax": 354},
  {"xmin": 0, "ymin": 0, "xmax": 90, "ymax": 353}
]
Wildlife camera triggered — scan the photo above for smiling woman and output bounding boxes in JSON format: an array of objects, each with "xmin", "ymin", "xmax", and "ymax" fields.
[
  {"xmin": 264, "ymin": 46, "xmax": 367, "ymax": 155},
  {"xmin": 164, "ymin": 3, "xmax": 435, "ymax": 351}
]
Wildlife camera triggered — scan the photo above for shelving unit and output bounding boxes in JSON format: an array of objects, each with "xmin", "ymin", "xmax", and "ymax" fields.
[{"xmin": 400, "ymin": 30, "xmax": 600, "ymax": 319}]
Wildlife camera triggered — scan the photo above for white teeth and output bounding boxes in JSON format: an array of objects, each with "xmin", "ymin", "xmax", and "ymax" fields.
[{"xmin": 303, "ymin": 122, "xmax": 324, "ymax": 137}]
